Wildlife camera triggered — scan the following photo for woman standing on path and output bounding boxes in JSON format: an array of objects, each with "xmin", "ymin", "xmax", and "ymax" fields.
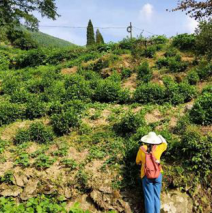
[{"xmin": 136, "ymin": 132, "xmax": 167, "ymax": 213}]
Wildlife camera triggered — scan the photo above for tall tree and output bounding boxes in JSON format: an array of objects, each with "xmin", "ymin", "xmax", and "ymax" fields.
[
  {"xmin": 86, "ymin": 19, "xmax": 95, "ymax": 46},
  {"xmin": 0, "ymin": 0, "xmax": 59, "ymax": 29},
  {"xmin": 96, "ymin": 29, "xmax": 104, "ymax": 44},
  {"xmin": 172, "ymin": 0, "xmax": 212, "ymax": 20}
]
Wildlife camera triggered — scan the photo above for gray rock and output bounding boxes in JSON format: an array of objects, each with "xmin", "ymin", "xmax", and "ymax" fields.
[{"xmin": 161, "ymin": 190, "xmax": 193, "ymax": 213}]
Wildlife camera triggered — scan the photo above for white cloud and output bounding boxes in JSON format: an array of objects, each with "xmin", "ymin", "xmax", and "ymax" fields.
[
  {"xmin": 186, "ymin": 17, "xmax": 198, "ymax": 33},
  {"xmin": 139, "ymin": 3, "xmax": 154, "ymax": 22}
]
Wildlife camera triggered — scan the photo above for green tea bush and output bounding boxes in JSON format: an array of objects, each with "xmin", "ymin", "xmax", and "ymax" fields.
[
  {"xmin": 51, "ymin": 108, "xmax": 80, "ymax": 135},
  {"xmin": 13, "ymin": 49, "xmax": 47, "ymax": 69},
  {"xmin": 133, "ymin": 83, "xmax": 166, "ymax": 104},
  {"xmin": 137, "ymin": 61, "xmax": 153, "ymax": 83},
  {"xmin": 113, "ymin": 111, "xmax": 145, "ymax": 136},
  {"xmin": 14, "ymin": 129, "xmax": 31, "ymax": 145},
  {"xmin": 189, "ymin": 92, "xmax": 212, "ymax": 125},
  {"xmin": 1, "ymin": 76, "xmax": 23, "ymax": 95},
  {"xmin": 48, "ymin": 101, "xmax": 63, "ymax": 116},
  {"xmin": 64, "ymin": 74, "xmax": 92, "ymax": 101},
  {"xmin": 28, "ymin": 122, "xmax": 54, "ymax": 144},
  {"xmin": 164, "ymin": 48, "xmax": 178, "ymax": 57},
  {"xmin": 196, "ymin": 63, "xmax": 212, "ymax": 80},
  {"xmin": 130, "ymin": 125, "xmax": 152, "ymax": 141},
  {"xmin": 15, "ymin": 122, "xmax": 54, "ymax": 144},
  {"xmin": 118, "ymin": 89, "xmax": 131, "ymax": 104},
  {"xmin": 156, "ymin": 57, "xmax": 169, "ymax": 69},
  {"xmin": 119, "ymin": 38, "xmax": 136, "ymax": 50},
  {"xmin": 41, "ymin": 81, "xmax": 66, "ymax": 102},
  {"xmin": 0, "ymin": 102, "xmax": 25, "ymax": 126},
  {"xmin": 78, "ymin": 70, "xmax": 101, "ymax": 81},
  {"xmin": 151, "ymin": 35, "xmax": 168, "ymax": 44},
  {"xmin": 202, "ymin": 85, "xmax": 212, "ymax": 94},
  {"xmin": 168, "ymin": 58, "xmax": 188, "ymax": 73},
  {"xmin": 156, "ymin": 55, "xmax": 187, "ymax": 72},
  {"xmin": 121, "ymin": 68, "xmax": 132, "ymax": 79},
  {"xmin": 174, "ymin": 114, "xmax": 191, "ymax": 134},
  {"xmin": 0, "ymin": 52, "xmax": 10, "ymax": 70},
  {"xmin": 10, "ymin": 89, "xmax": 32, "ymax": 103},
  {"xmin": 164, "ymin": 78, "xmax": 197, "ymax": 105},
  {"xmin": 93, "ymin": 79, "xmax": 121, "ymax": 103},
  {"xmin": 186, "ymin": 70, "xmax": 200, "ymax": 85},
  {"xmin": 25, "ymin": 96, "xmax": 47, "ymax": 119},
  {"xmin": 143, "ymin": 46, "xmax": 157, "ymax": 58},
  {"xmin": 172, "ymin": 33, "xmax": 196, "ymax": 51},
  {"xmin": 179, "ymin": 126, "xmax": 212, "ymax": 177}
]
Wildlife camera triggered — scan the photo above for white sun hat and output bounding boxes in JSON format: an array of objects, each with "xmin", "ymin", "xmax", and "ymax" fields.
[{"xmin": 140, "ymin": 131, "xmax": 166, "ymax": 145}]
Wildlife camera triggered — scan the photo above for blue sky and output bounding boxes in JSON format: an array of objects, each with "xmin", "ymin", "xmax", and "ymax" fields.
[{"xmin": 37, "ymin": 0, "xmax": 198, "ymax": 46}]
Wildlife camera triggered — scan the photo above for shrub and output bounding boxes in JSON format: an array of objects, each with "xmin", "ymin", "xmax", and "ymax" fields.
[
  {"xmin": 202, "ymin": 85, "xmax": 212, "ymax": 94},
  {"xmin": 93, "ymin": 79, "xmax": 122, "ymax": 103},
  {"xmin": 165, "ymin": 80, "xmax": 197, "ymax": 105},
  {"xmin": 196, "ymin": 63, "xmax": 212, "ymax": 80},
  {"xmin": 119, "ymin": 38, "xmax": 136, "ymax": 50},
  {"xmin": 12, "ymin": 49, "xmax": 47, "ymax": 69},
  {"xmin": 180, "ymin": 126, "xmax": 212, "ymax": 177},
  {"xmin": 48, "ymin": 101, "xmax": 63, "ymax": 116},
  {"xmin": 121, "ymin": 68, "xmax": 132, "ymax": 79},
  {"xmin": 137, "ymin": 61, "xmax": 153, "ymax": 83},
  {"xmin": 14, "ymin": 122, "xmax": 54, "ymax": 144},
  {"xmin": 168, "ymin": 58, "xmax": 188, "ymax": 73},
  {"xmin": 0, "ymin": 102, "xmax": 25, "ymax": 126},
  {"xmin": 118, "ymin": 89, "xmax": 131, "ymax": 104},
  {"xmin": 64, "ymin": 74, "xmax": 92, "ymax": 101},
  {"xmin": 131, "ymin": 125, "xmax": 152, "ymax": 141},
  {"xmin": 51, "ymin": 108, "xmax": 80, "ymax": 135},
  {"xmin": 42, "ymin": 81, "xmax": 65, "ymax": 102},
  {"xmin": 28, "ymin": 122, "xmax": 54, "ymax": 144},
  {"xmin": 133, "ymin": 83, "xmax": 166, "ymax": 104},
  {"xmin": 156, "ymin": 57, "xmax": 169, "ymax": 69},
  {"xmin": 172, "ymin": 33, "xmax": 196, "ymax": 51},
  {"xmin": 174, "ymin": 115, "xmax": 191, "ymax": 134},
  {"xmin": 189, "ymin": 92, "xmax": 212, "ymax": 125},
  {"xmin": 10, "ymin": 89, "xmax": 32, "ymax": 103},
  {"xmin": 178, "ymin": 82, "xmax": 197, "ymax": 102},
  {"xmin": 143, "ymin": 46, "xmax": 157, "ymax": 58},
  {"xmin": 25, "ymin": 97, "xmax": 47, "ymax": 119},
  {"xmin": 14, "ymin": 129, "xmax": 31, "ymax": 145},
  {"xmin": 1, "ymin": 76, "xmax": 23, "ymax": 95},
  {"xmin": 151, "ymin": 35, "xmax": 168, "ymax": 44},
  {"xmin": 186, "ymin": 70, "xmax": 200, "ymax": 85},
  {"xmin": 113, "ymin": 111, "xmax": 145, "ymax": 136},
  {"xmin": 164, "ymin": 48, "xmax": 178, "ymax": 57}
]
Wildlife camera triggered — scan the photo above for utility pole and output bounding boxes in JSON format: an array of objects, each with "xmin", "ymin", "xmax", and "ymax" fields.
[{"xmin": 127, "ymin": 22, "xmax": 133, "ymax": 39}]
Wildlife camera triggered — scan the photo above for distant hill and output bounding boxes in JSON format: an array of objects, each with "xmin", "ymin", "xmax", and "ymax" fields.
[{"xmin": 29, "ymin": 31, "xmax": 76, "ymax": 48}]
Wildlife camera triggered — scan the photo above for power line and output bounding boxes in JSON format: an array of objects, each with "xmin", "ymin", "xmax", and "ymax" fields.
[
  {"xmin": 39, "ymin": 25, "xmax": 126, "ymax": 29},
  {"xmin": 39, "ymin": 24, "xmax": 157, "ymax": 36},
  {"xmin": 133, "ymin": 26, "xmax": 156, "ymax": 35}
]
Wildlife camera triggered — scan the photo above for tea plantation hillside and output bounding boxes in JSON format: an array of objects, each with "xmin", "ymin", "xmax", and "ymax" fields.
[{"xmin": 0, "ymin": 35, "xmax": 211, "ymax": 213}]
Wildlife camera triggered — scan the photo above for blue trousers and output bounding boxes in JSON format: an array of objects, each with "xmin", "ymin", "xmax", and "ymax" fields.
[{"xmin": 142, "ymin": 174, "xmax": 162, "ymax": 213}]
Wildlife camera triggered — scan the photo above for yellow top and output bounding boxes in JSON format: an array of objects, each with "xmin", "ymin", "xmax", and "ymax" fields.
[{"xmin": 136, "ymin": 142, "xmax": 167, "ymax": 178}]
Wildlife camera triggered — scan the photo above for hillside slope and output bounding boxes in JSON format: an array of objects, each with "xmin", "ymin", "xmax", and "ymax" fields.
[
  {"xmin": 0, "ymin": 37, "xmax": 211, "ymax": 213},
  {"xmin": 30, "ymin": 31, "xmax": 75, "ymax": 48}
]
